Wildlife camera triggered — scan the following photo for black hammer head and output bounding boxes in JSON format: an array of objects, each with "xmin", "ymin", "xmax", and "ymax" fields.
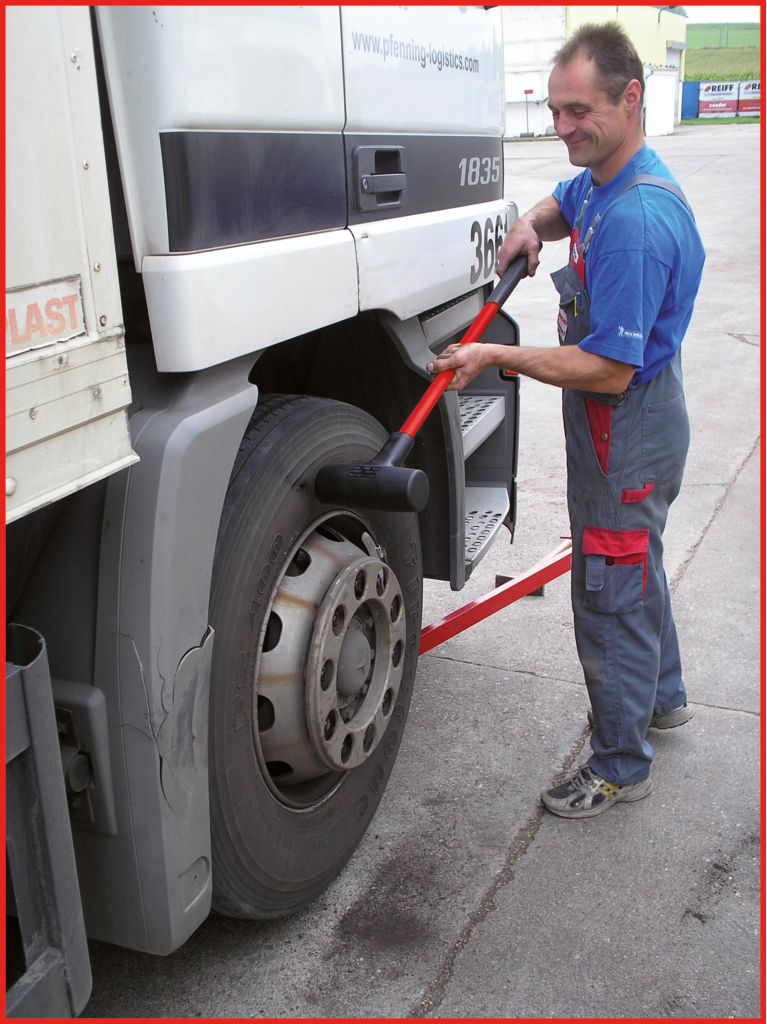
[
  {"xmin": 315, "ymin": 462, "xmax": 429, "ymax": 513},
  {"xmin": 315, "ymin": 431, "xmax": 429, "ymax": 513}
]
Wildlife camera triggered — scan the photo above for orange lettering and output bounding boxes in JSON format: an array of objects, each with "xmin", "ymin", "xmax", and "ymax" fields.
[
  {"xmin": 7, "ymin": 308, "xmax": 30, "ymax": 346},
  {"xmin": 45, "ymin": 297, "xmax": 67, "ymax": 335},
  {"xmin": 61, "ymin": 294, "xmax": 80, "ymax": 330},
  {"xmin": 25, "ymin": 303, "xmax": 48, "ymax": 339}
]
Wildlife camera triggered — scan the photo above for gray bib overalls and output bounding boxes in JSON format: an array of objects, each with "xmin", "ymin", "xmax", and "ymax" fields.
[{"xmin": 551, "ymin": 176, "xmax": 694, "ymax": 786}]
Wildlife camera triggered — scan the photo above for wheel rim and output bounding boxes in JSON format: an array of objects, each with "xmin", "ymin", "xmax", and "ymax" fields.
[{"xmin": 253, "ymin": 514, "xmax": 405, "ymax": 809}]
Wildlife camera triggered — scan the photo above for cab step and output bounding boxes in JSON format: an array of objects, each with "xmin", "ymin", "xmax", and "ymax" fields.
[
  {"xmin": 459, "ymin": 394, "xmax": 506, "ymax": 459},
  {"xmin": 464, "ymin": 485, "xmax": 510, "ymax": 576}
]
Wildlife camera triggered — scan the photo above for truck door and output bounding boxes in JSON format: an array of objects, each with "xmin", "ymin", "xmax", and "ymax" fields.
[{"xmin": 340, "ymin": 5, "xmax": 507, "ymax": 317}]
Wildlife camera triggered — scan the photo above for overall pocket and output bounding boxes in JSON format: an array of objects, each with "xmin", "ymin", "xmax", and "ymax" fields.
[
  {"xmin": 641, "ymin": 392, "xmax": 690, "ymax": 483},
  {"xmin": 582, "ymin": 526, "xmax": 650, "ymax": 614}
]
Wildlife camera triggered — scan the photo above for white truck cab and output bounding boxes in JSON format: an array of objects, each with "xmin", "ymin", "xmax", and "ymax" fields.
[{"xmin": 6, "ymin": 7, "xmax": 519, "ymax": 1015}]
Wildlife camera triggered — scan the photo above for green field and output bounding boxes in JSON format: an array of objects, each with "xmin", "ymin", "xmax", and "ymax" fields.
[
  {"xmin": 686, "ymin": 23, "xmax": 761, "ymax": 49},
  {"xmin": 684, "ymin": 45, "xmax": 761, "ymax": 82}
]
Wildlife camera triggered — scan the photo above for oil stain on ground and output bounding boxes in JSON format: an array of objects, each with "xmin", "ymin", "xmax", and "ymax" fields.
[{"xmin": 333, "ymin": 851, "xmax": 440, "ymax": 952}]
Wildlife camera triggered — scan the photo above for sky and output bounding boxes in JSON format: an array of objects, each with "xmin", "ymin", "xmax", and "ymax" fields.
[{"xmin": 682, "ymin": 6, "xmax": 761, "ymax": 23}]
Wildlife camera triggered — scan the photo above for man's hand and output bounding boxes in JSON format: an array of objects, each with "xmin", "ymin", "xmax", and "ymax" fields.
[
  {"xmin": 426, "ymin": 343, "xmax": 492, "ymax": 391},
  {"xmin": 498, "ymin": 196, "xmax": 571, "ymax": 277},
  {"xmin": 497, "ymin": 216, "xmax": 544, "ymax": 278}
]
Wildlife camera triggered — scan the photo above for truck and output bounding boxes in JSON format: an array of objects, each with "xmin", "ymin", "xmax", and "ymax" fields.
[{"xmin": 6, "ymin": 6, "xmax": 522, "ymax": 1015}]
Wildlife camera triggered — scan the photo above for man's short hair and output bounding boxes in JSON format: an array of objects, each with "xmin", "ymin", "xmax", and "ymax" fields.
[{"xmin": 554, "ymin": 23, "xmax": 645, "ymax": 104}]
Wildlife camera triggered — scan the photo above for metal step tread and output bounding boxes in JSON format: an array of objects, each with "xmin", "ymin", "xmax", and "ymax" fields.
[
  {"xmin": 464, "ymin": 485, "xmax": 510, "ymax": 572},
  {"xmin": 459, "ymin": 394, "xmax": 505, "ymax": 459}
]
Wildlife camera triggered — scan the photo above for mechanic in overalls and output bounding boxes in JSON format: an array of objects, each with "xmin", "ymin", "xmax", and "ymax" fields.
[{"xmin": 427, "ymin": 22, "xmax": 705, "ymax": 818}]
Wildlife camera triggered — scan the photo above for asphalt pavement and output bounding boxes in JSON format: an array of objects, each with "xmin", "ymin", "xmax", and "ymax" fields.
[{"xmin": 82, "ymin": 123, "xmax": 762, "ymax": 1019}]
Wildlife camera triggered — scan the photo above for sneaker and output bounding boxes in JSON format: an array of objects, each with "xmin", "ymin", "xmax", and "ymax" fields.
[
  {"xmin": 650, "ymin": 703, "xmax": 695, "ymax": 729},
  {"xmin": 541, "ymin": 765, "xmax": 653, "ymax": 819},
  {"xmin": 587, "ymin": 703, "xmax": 694, "ymax": 731}
]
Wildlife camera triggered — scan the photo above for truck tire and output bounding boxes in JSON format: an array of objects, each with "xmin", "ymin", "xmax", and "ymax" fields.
[{"xmin": 208, "ymin": 394, "xmax": 422, "ymax": 918}]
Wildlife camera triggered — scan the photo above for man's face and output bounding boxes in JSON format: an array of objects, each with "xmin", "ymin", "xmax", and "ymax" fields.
[{"xmin": 548, "ymin": 57, "xmax": 639, "ymax": 179}]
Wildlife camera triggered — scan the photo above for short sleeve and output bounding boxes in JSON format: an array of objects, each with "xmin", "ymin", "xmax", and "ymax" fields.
[
  {"xmin": 552, "ymin": 177, "xmax": 577, "ymax": 229},
  {"xmin": 578, "ymin": 250, "xmax": 672, "ymax": 368}
]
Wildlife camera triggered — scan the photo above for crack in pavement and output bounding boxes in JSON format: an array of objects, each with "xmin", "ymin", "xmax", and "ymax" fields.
[
  {"xmin": 408, "ymin": 726, "xmax": 591, "ymax": 1018},
  {"xmin": 669, "ymin": 437, "xmax": 759, "ymax": 595},
  {"xmin": 688, "ymin": 701, "xmax": 760, "ymax": 718},
  {"xmin": 423, "ymin": 652, "xmax": 582, "ymax": 684},
  {"xmin": 726, "ymin": 333, "xmax": 760, "ymax": 347},
  {"xmin": 677, "ymin": 154, "xmax": 725, "ymax": 182}
]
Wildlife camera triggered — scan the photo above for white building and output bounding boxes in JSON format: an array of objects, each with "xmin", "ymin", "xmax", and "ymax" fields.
[
  {"xmin": 502, "ymin": 6, "xmax": 688, "ymax": 139},
  {"xmin": 502, "ymin": 6, "xmax": 566, "ymax": 139}
]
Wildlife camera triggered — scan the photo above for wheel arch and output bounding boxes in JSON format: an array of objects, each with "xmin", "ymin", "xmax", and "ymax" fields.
[{"xmin": 250, "ymin": 309, "xmax": 459, "ymax": 582}]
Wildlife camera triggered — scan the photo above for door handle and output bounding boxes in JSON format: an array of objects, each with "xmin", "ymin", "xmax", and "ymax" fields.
[{"xmin": 360, "ymin": 173, "xmax": 407, "ymax": 195}]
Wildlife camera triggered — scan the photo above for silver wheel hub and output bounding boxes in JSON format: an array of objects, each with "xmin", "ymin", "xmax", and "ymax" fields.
[{"xmin": 255, "ymin": 522, "xmax": 406, "ymax": 786}]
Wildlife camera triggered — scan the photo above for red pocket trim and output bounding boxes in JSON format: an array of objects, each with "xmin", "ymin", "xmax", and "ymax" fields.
[
  {"xmin": 621, "ymin": 482, "xmax": 655, "ymax": 503},
  {"xmin": 569, "ymin": 227, "xmax": 586, "ymax": 285},
  {"xmin": 584, "ymin": 398, "xmax": 612, "ymax": 475},
  {"xmin": 583, "ymin": 526, "xmax": 650, "ymax": 597}
]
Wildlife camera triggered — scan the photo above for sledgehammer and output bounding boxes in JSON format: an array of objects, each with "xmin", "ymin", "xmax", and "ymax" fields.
[{"xmin": 315, "ymin": 251, "xmax": 534, "ymax": 513}]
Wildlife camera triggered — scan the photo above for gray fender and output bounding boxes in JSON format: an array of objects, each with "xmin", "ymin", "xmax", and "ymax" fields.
[{"xmin": 82, "ymin": 350, "xmax": 257, "ymax": 954}]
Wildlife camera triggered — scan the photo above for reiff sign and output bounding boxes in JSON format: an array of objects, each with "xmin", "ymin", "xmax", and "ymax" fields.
[
  {"xmin": 738, "ymin": 80, "xmax": 760, "ymax": 114},
  {"xmin": 698, "ymin": 81, "xmax": 738, "ymax": 116}
]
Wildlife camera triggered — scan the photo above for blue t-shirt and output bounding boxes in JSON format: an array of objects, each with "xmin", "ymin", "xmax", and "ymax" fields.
[{"xmin": 552, "ymin": 145, "xmax": 706, "ymax": 386}]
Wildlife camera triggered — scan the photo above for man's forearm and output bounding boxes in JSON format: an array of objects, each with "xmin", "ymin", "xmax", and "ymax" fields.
[
  {"xmin": 519, "ymin": 195, "xmax": 570, "ymax": 242},
  {"xmin": 483, "ymin": 343, "xmax": 634, "ymax": 393}
]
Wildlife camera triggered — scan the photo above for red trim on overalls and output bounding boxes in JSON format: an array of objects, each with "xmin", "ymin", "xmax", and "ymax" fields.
[
  {"xmin": 583, "ymin": 398, "xmax": 612, "ymax": 475},
  {"xmin": 583, "ymin": 526, "xmax": 650, "ymax": 597},
  {"xmin": 621, "ymin": 482, "xmax": 655, "ymax": 503},
  {"xmin": 569, "ymin": 227, "xmax": 587, "ymax": 285}
]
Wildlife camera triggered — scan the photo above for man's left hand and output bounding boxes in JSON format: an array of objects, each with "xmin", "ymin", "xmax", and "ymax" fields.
[{"xmin": 426, "ymin": 343, "xmax": 491, "ymax": 391}]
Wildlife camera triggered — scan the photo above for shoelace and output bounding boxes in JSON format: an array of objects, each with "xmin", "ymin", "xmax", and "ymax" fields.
[{"xmin": 567, "ymin": 766, "xmax": 597, "ymax": 791}]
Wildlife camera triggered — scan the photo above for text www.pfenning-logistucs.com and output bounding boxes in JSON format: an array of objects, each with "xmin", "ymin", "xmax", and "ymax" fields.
[{"xmin": 350, "ymin": 30, "xmax": 480, "ymax": 74}]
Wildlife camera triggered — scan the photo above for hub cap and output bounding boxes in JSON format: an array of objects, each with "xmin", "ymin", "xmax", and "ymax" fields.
[{"xmin": 255, "ymin": 520, "xmax": 405, "ymax": 793}]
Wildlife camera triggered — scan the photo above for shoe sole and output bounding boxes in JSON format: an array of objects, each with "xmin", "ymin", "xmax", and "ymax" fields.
[
  {"xmin": 541, "ymin": 777, "xmax": 653, "ymax": 819},
  {"xmin": 587, "ymin": 707, "xmax": 694, "ymax": 731}
]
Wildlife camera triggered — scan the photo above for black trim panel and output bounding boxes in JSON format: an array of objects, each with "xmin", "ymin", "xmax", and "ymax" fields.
[
  {"xmin": 160, "ymin": 131, "xmax": 504, "ymax": 252},
  {"xmin": 345, "ymin": 134, "xmax": 503, "ymax": 223},
  {"xmin": 161, "ymin": 132, "xmax": 346, "ymax": 253}
]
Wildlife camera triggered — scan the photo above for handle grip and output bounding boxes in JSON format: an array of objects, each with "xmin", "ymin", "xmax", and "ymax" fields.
[{"xmin": 487, "ymin": 242, "xmax": 541, "ymax": 307}]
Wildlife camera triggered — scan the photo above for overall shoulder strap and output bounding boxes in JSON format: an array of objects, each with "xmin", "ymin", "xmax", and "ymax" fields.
[
  {"xmin": 581, "ymin": 172, "xmax": 695, "ymax": 259},
  {"xmin": 615, "ymin": 173, "xmax": 696, "ymax": 221}
]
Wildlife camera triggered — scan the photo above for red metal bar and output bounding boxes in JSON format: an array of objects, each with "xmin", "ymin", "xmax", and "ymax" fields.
[
  {"xmin": 400, "ymin": 301, "xmax": 500, "ymax": 437},
  {"xmin": 419, "ymin": 542, "xmax": 573, "ymax": 654}
]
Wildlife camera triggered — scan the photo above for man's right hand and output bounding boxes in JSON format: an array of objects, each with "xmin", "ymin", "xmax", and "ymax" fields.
[
  {"xmin": 497, "ymin": 215, "xmax": 543, "ymax": 277},
  {"xmin": 497, "ymin": 195, "xmax": 570, "ymax": 277}
]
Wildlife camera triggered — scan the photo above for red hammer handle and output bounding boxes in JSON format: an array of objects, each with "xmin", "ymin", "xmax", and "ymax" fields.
[
  {"xmin": 399, "ymin": 251, "xmax": 531, "ymax": 439},
  {"xmin": 400, "ymin": 302, "xmax": 499, "ymax": 437}
]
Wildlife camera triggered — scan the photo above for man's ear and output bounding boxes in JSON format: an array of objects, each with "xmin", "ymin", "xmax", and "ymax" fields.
[{"xmin": 624, "ymin": 78, "xmax": 643, "ymax": 114}]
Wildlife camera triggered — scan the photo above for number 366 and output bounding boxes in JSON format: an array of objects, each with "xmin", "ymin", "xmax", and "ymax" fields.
[{"xmin": 470, "ymin": 216, "xmax": 505, "ymax": 284}]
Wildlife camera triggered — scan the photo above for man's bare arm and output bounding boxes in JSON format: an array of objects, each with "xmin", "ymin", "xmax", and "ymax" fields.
[
  {"xmin": 426, "ymin": 341, "xmax": 635, "ymax": 394},
  {"xmin": 498, "ymin": 196, "xmax": 570, "ymax": 277}
]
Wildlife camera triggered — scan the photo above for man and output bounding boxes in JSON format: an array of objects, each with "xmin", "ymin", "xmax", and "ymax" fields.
[{"xmin": 427, "ymin": 23, "xmax": 705, "ymax": 818}]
